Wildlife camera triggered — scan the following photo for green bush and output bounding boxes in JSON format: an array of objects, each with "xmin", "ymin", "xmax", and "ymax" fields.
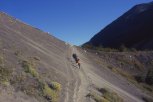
[
  {"xmin": 49, "ymin": 82, "xmax": 61, "ymax": 91},
  {"xmin": 22, "ymin": 60, "xmax": 39, "ymax": 77},
  {"xmin": 21, "ymin": 58, "xmax": 61, "ymax": 101},
  {"xmin": 0, "ymin": 66, "xmax": 11, "ymax": 85},
  {"xmin": 43, "ymin": 83, "xmax": 58, "ymax": 102},
  {"xmin": 87, "ymin": 92, "xmax": 109, "ymax": 102},
  {"xmin": 99, "ymin": 88, "xmax": 123, "ymax": 102},
  {"xmin": 87, "ymin": 88, "xmax": 123, "ymax": 102}
]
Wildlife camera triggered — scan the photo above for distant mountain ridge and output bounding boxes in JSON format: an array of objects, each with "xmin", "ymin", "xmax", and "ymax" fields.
[{"xmin": 85, "ymin": 2, "xmax": 153, "ymax": 50}]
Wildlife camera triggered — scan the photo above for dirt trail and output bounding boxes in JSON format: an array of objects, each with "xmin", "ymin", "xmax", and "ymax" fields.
[
  {"xmin": 61, "ymin": 45, "xmax": 91, "ymax": 102},
  {"xmin": 62, "ymin": 45, "xmax": 81, "ymax": 102},
  {"xmin": 64, "ymin": 46, "xmax": 146, "ymax": 102}
]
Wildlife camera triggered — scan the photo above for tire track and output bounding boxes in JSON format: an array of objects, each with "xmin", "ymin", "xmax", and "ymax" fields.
[
  {"xmin": 63, "ymin": 45, "xmax": 81, "ymax": 102},
  {"xmin": 72, "ymin": 47, "xmax": 92, "ymax": 102}
]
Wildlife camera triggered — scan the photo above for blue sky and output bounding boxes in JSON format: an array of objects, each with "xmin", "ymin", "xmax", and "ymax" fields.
[{"xmin": 1, "ymin": 0, "xmax": 153, "ymax": 45}]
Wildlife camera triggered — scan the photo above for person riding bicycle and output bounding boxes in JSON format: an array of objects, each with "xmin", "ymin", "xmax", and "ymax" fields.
[
  {"xmin": 76, "ymin": 58, "xmax": 80, "ymax": 68},
  {"xmin": 72, "ymin": 53, "xmax": 81, "ymax": 68}
]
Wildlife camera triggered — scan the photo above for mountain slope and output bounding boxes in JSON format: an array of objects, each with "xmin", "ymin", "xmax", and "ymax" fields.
[
  {"xmin": 85, "ymin": 2, "xmax": 153, "ymax": 50},
  {"xmin": 0, "ymin": 12, "xmax": 75, "ymax": 102},
  {"xmin": 0, "ymin": 12, "xmax": 153, "ymax": 102}
]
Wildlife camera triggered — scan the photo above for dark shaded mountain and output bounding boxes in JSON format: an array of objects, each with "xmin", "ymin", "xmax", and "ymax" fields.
[{"xmin": 85, "ymin": 2, "xmax": 153, "ymax": 50}]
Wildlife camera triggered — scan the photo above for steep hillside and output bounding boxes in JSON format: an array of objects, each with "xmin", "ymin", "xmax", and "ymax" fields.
[
  {"xmin": 0, "ymin": 12, "xmax": 72, "ymax": 102},
  {"xmin": 0, "ymin": 12, "xmax": 153, "ymax": 102},
  {"xmin": 85, "ymin": 2, "xmax": 153, "ymax": 50}
]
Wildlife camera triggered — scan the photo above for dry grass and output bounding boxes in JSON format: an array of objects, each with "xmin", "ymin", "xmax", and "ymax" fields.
[
  {"xmin": 0, "ymin": 66, "xmax": 11, "ymax": 85},
  {"xmin": 49, "ymin": 81, "xmax": 61, "ymax": 92},
  {"xmin": 87, "ymin": 88, "xmax": 123, "ymax": 102},
  {"xmin": 115, "ymin": 56, "xmax": 144, "ymax": 71},
  {"xmin": 87, "ymin": 92, "xmax": 109, "ymax": 102},
  {"xmin": 142, "ymin": 84, "xmax": 153, "ymax": 92},
  {"xmin": 107, "ymin": 65, "xmax": 134, "ymax": 81},
  {"xmin": 43, "ymin": 83, "xmax": 59, "ymax": 102},
  {"xmin": 22, "ymin": 60, "xmax": 39, "ymax": 77},
  {"xmin": 99, "ymin": 88, "xmax": 123, "ymax": 102},
  {"xmin": 0, "ymin": 55, "xmax": 12, "ymax": 86},
  {"xmin": 107, "ymin": 65, "xmax": 153, "ymax": 96},
  {"xmin": 20, "ymin": 57, "xmax": 61, "ymax": 101},
  {"xmin": 145, "ymin": 67, "xmax": 153, "ymax": 85}
]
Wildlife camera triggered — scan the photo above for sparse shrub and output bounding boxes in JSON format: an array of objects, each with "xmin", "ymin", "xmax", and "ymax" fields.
[
  {"xmin": 22, "ymin": 60, "xmax": 39, "ymax": 77},
  {"xmin": 0, "ymin": 56, "xmax": 3, "ymax": 64},
  {"xmin": 107, "ymin": 65, "xmax": 137, "ymax": 84},
  {"xmin": 142, "ymin": 85, "xmax": 153, "ymax": 92},
  {"xmin": 94, "ymin": 46, "xmax": 119, "ymax": 52},
  {"xmin": 134, "ymin": 75, "xmax": 145, "ymax": 83},
  {"xmin": 82, "ymin": 44, "xmax": 94, "ymax": 49},
  {"xmin": 43, "ymin": 83, "xmax": 58, "ymax": 102},
  {"xmin": 87, "ymin": 88, "xmax": 123, "ymax": 102},
  {"xmin": 10, "ymin": 72, "xmax": 26, "ymax": 85},
  {"xmin": 33, "ymin": 56, "xmax": 40, "ymax": 61},
  {"xmin": 145, "ymin": 68, "xmax": 153, "ymax": 85},
  {"xmin": 142, "ymin": 97, "xmax": 153, "ymax": 102},
  {"xmin": 98, "ymin": 88, "xmax": 123, "ymax": 102},
  {"xmin": 2, "ymin": 81, "xmax": 10, "ymax": 86},
  {"xmin": 0, "ymin": 66, "xmax": 11, "ymax": 85},
  {"xmin": 107, "ymin": 65, "xmax": 113, "ymax": 70},
  {"xmin": 87, "ymin": 92, "xmax": 109, "ymax": 102},
  {"xmin": 115, "ymin": 55, "xmax": 143, "ymax": 70},
  {"xmin": 14, "ymin": 50, "xmax": 22, "ymax": 56},
  {"xmin": 20, "ymin": 80, "xmax": 39, "ymax": 96},
  {"xmin": 0, "ymin": 54, "xmax": 12, "ymax": 86},
  {"xmin": 49, "ymin": 82, "xmax": 61, "ymax": 91},
  {"xmin": 83, "ymin": 44, "xmax": 119, "ymax": 52},
  {"xmin": 98, "ymin": 88, "xmax": 107, "ymax": 93},
  {"xmin": 20, "ymin": 57, "xmax": 61, "ymax": 101},
  {"xmin": 103, "ymin": 90, "xmax": 123, "ymax": 102}
]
